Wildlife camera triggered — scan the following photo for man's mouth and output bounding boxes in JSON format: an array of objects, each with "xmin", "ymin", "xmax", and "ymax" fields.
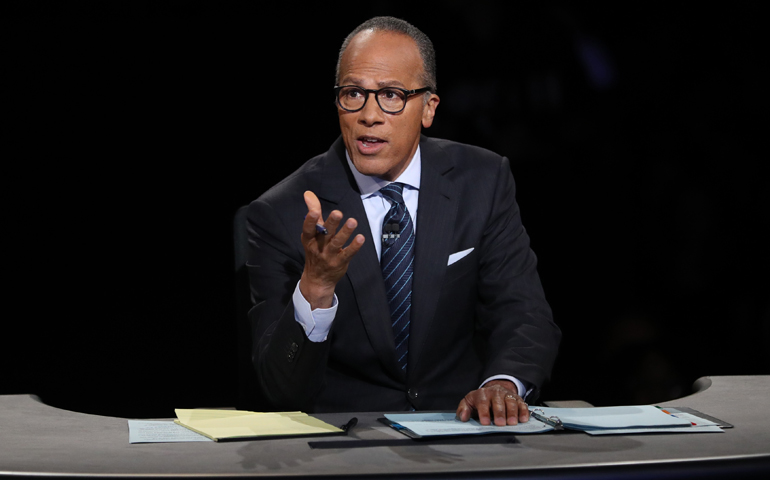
[
  {"xmin": 359, "ymin": 136, "xmax": 386, "ymax": 147},
  {"xmin": 356, "ymin": 135, "xmax": 387, "ymax": 155}
]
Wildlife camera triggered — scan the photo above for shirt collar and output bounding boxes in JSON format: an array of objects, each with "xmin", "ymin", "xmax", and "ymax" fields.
[{"xmin": 345, "ymin": 146, "xmax": 422, "ymax": 198}]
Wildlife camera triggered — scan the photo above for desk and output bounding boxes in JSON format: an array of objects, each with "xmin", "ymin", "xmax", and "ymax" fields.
[{"xmin": 1, "ymin": 376, "xmax": 769, "ymax": 479}]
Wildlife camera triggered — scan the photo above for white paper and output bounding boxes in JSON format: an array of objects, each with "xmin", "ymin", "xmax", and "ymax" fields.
[
  {"xmin": 128, "ymin": 420, "xmax": 213, "ymax": 443},
  {"xmin": 384, "ymin": 412, "xmax": 553, "ymax": 436},
  {"xmin": 584, "ymin": 425, "xmax": 724, "ymax": 435},
  {"xmin": 532, "ymin": 405, "xmax": 692, "ymax": 430},
  {"xmin": 663, "ymin": 411, "xmax": 719, "ymax": 427}
]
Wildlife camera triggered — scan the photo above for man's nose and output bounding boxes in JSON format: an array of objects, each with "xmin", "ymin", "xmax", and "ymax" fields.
[{"xmin": 357, "ymin": 95, "xmax": 385, "ymax": 126}]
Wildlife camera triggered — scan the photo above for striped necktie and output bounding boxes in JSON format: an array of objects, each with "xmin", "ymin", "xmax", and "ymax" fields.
[{"xmin": 379, "ymin": 183, "xmax": 414, "ymax": 372}]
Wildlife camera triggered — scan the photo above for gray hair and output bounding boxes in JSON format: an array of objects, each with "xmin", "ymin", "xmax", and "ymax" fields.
[{"xmin": 335, "ymin": 16, "xmax": 437, "ymax": 92}]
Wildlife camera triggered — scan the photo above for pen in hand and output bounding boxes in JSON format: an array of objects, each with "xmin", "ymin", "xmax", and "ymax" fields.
[{"xmin": 305, "ymin": 215, "xmax": 329, "ymax": 235}]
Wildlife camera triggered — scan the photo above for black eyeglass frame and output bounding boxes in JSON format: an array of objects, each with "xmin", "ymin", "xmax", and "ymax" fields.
[{"xmin": 334, "ymin": 85, "xmax": 434, "ymax": 114}]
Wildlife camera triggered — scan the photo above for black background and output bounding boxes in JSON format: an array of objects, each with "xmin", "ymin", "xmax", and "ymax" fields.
[{"xmin": 4, "ymin": 2, "xmax": 768, "ymax": 418}]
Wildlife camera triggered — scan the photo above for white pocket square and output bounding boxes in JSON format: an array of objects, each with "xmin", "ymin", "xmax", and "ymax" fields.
[{"xmin": 447, "ymin": 248, "xmax": 474, "ymax": 266}]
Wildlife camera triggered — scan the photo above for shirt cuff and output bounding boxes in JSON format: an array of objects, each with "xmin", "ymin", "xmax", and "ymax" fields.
[
  {"xmin": 292, "ymin": 280, "xmax": 337, "ymax": 342},
  {"xmin": 480, "ymin": 374, "xmax": 532, "ymax": 400}
]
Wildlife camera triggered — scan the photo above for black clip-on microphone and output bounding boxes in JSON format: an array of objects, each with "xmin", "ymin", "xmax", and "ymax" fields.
[{"xmin": 382, "ymin": 223, "xmax": 401, "ymax": 244}]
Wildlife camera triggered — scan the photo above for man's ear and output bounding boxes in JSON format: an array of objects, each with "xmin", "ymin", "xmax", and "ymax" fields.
[{"xmin": 421, "ymin": 94, "xmax": 440, "ymax": 128}]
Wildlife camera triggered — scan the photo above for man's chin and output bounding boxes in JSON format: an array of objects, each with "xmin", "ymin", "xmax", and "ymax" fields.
[{"xmin": 352, "ymin": 159, "xmax": 389, "ymax": 178}]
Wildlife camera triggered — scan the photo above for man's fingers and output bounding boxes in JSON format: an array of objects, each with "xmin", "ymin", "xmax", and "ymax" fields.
[
  {"xmin": 504, "ymin": 394, "xmax": 519, "ymax": 425},
  {"xmin": 457, "ymin": 392, "xmax": 492, "ymax": 425},
  {"xmin": 518, "ymin": 398, "xmax": 530, "ymax": 423},
  {"xmin": 491, "ymin": 394, "xmax": 508, "ymax": 426},
  {"xmin": 457, "ymin": 382, "xmax": 528, "ymax": 427},
  {"xmin": 340, "ymin": 234, "xmax": 366, "ymax": 259},
  {"xmin": 302, "ymin": 213, "xmax": 321, "ymax": 241},
  {"xmin": 302, "ymin": 191, "xmax": 323, "ymax": 241},
  {"xmin": 324, "ymin": 210, "xmax": 342, "ymax": 240},
  {"xmin": 476, "ymin": 404, "xmax": 491, "ymax": 425},
  {"xmin": 304, "ymin": 190, "xmax": 322, "ymax": 215},
  {"xmin": 469, "ymin": 391, "xmax": 492, "ymax": 426},
  {"xmin": 503, "ymin": 394, "xmax": 529, "ymax": 425},
  {"xmin": 456, "ymin": 400, "xmax": 472, "ymax": 422},
  {"xmin": 324, "ymin": 213, "xmax": 348, "ymax": 245},
  {"xmin": 300, "ymin": 191, "xmax": 363, "ymax": 266}
]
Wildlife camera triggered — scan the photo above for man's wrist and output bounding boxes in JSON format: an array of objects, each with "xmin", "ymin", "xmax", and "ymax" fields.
[
  {"xmin": 293, "ymin": 281, "xmax": 337, "ymax": 342},
  {"xmin": 483, "ymin": 379, "xmax": 518, "ymax": 395},
  {"xmin": 481, "ymin": 375, "xmax": 528, "ymax": 399},
  {"xmin": 299, "ymin": 274, "xmax": 336, "ymax": 310}
]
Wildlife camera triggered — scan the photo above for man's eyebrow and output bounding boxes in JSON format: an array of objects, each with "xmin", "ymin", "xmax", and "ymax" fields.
[
  {"xmin": 377, "ymin": 80, "xmax": 406, "ymax": 88},
  {"xmin": 339, "ymin": 77, "xmax": 407, "ymax": 89},
  {"xmin": 339, "ymin": 76, "xmax": 364, "ymax": 86}
]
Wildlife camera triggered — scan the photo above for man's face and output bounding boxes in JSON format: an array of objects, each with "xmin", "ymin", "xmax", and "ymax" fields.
[{"xmin": 337, "ymin": 30, "xmax": 439, "ymax": 181}]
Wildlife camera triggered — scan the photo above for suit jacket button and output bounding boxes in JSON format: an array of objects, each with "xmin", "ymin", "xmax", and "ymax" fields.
[
  {"xmin": 407, "ymin": 388, "xmax": 418, "ymax": 400},
  {"xmin": 290, "ymin": 342, "xmax": 299, "ymax": 353},
  {"xmin": 287, "ymin": 352, "xmax": 295, "ymax": 362}
]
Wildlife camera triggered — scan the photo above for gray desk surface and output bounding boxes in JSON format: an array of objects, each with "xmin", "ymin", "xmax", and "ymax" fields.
[{"xmin": 1, "ymin": 376, "xmax": 769, "ymax": 479}]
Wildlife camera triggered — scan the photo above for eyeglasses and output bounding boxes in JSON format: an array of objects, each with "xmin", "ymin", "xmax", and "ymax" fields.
[{"xmin": 334, "ymin": 85, "xmax": 433, "ymax": 114}]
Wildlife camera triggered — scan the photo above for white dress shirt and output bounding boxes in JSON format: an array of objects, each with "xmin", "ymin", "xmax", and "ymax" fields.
[{"xmin": 290, "ymin": 146, "xmax": 528, "ymax": 398}]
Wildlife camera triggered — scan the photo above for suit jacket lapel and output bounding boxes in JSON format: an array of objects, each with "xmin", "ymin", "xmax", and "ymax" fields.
[
  {"xmin": 316, "ymin": 138, "xmax": 401, "ymax": 380},
  {"xmin": 408, "ymin": 137, "xmax": 457, "ymax": 382}
]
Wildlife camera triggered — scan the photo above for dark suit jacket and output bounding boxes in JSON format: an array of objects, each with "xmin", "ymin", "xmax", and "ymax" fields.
[{"xmin": 246, "ymin": 135, "xmax": 560, "ymax": 413}]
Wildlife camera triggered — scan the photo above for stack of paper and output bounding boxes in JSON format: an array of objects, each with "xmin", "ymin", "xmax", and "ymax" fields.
[
  {"xmin": 383, "ymin": 412, "xmax": 554, "ymax": 438},
  {"xmin": 383, "ymin": 405, "xmax": 725, "ymax": 439},
  {"xmin": 527, "ymin": 405, "xmax": 724, "ymax": 435},
  {"xmin": 174, "ymin": 409, "xmax": 345, "ymax": 442}
]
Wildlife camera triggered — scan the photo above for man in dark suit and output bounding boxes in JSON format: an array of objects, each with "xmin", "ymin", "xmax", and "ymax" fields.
[{"xmin": 247, "ymin": 17, "xmax": 560, "ymax": 426}]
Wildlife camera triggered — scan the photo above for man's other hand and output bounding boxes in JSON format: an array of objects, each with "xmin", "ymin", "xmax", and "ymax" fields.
[
  {"xmin": 299, "ymin": 190, "xmax": 365, "ymax": 310},
  {"xmin": 455, "ymin": 380, "xmax": 529, "ymax": 426}
]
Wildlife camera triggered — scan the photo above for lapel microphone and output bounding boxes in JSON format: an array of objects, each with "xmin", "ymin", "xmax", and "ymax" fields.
[{"xmin": 382, "ymin": 223, "xmax": 401, "ymax": 245}]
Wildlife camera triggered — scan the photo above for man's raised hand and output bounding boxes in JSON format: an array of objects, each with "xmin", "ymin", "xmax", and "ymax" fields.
[{"xmin": 299, "ymin": 191, "xmax": 365, "ymax": 309}]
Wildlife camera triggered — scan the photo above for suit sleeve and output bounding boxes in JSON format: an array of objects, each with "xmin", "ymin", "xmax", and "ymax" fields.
[
  {"xmin": 245, "ymin": 198, "xmax": 332, "ymax": 411},
  {"xmin": 474, "ymin": 157, "xmax": 561, "ymax": 401}
]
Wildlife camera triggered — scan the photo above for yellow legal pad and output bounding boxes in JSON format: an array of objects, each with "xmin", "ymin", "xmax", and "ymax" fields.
[{"xmin": 174, "ymin": 409, "xmax": 344, "ymax": 442}]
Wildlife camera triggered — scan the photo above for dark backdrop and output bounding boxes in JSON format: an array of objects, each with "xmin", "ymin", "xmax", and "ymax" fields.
[{"xmin": 4, "ymin": 2, "xmax": 768, "ymax": 418}]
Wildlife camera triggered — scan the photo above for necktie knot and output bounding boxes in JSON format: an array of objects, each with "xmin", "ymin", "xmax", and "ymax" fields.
[{"xmin": 380, "ymin": 182, "xmax": 405, "ymax": 206}]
